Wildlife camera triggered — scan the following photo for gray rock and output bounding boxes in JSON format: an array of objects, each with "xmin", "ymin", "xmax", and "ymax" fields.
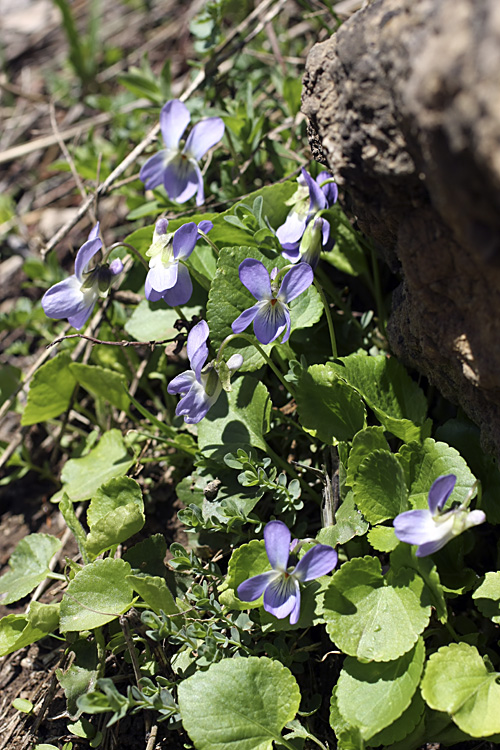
[{"xmin": 303, "ymin": 0, "xmax": 500, "ymax": 457}]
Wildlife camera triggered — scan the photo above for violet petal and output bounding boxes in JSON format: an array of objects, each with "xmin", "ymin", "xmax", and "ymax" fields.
[
  {"xmin": 238, "ymin": 259, "xmax": 272, "ymax": 300},
  {"xmin": 428, "ymin": 474, "xmax": 457, "ymax": 515},
  {"xmin": 293, "ymin": 544, "xmax": 338, "ymax": 582},
  {"xmin": 159, "ymin": 99, "xmax": 190, "ymax": 150},
  {"xmin": 74, "ymin": 231, "xmax": 102, "ymax": 281},
  {"xmin": 172, "ymin": 222, "xmax": 199, "ymax": 260},
  {"xmin": 264, "ymin": 520, "xmax": 291, "ymax": 571},
  {"xmin": 237, "ymin": 571, "xmax": 278, "ymax": 602},
  {"xmin": 263, "ymin": 575, "xmax": 297, "ymax": 620},
  {"xmin": 140, "ymin": 151, "xmax": 169, "ymax": 191},
  {"xmin": 162, "ymin": 264, "xmax": 193, "ymax": 307},
  {"xmin": 163, "ymin": 156, "xmax": 199, "ymax": 204},
  {"xmin": 167, "ymin": 370, "xmax": 196, "ymax": 396},
  {"xmin": 183, "ymin": 117, "xmax": 225, "ymax": 161},
  {"xmin": 278, "ymin": 262, "xmax": 314, "ymax": 303},
  {"xmin": 187, "ymin": 320, "xmax": 209, "ymax": 380},
  {"xmin": 253, "ymin": 302, "xmax": 287, "ymax": 345},
  {"xmin": 231, "ymin": 303, "xmax": 261, "ymax": 335}
]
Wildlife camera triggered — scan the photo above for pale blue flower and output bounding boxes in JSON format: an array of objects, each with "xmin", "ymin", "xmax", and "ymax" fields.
[
  {"xmin": 237, "ymin": 520, "xmax": 337, "ymax": 625},
  {"xmin": 42, "ymin": 222, "xmax": 123, "ymax": 330},
  {"xmin": 394, "ymin": 474, "xmax": 486, "ymax": 557},
  {"xmin": 140, "ymin": 99, "xmax": 224, "ymax": 206},
  {"xmin": 145, "ymin": 218, "xmax": 213, "ymax": 306},
  {"xmin": 231, "ymin": 259, "xmax": 314, "ymax": 345},
  {"xmin": 276, "ymin": 168, "xmax": 337, "ymax": 264},
  {"xmin": 167, "ymin": 320, "xmax": 243, "ymax": 424}
]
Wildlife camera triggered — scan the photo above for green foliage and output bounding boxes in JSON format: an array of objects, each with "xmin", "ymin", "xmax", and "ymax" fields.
[
  {"xmin": 0, "ymin": 534, "xmax": 62, "ymax": 605},
  {"xmin": 421, "ymin": 642, "xmax": 500, "ymax": 736},
  {"xmin": 59, "ymin": 558, "xmax": 134, "ymax": 631},
  {"xmin": 198, "ymin": 375, "xmax": 271, "ymax": 458},
  {"xmin": 323, "ymin": 556, "xmax": 430, "ymax": 661},
  {"xmin": 4, "ymin": 13, "xmax": 497, "ymax": 748},
  {"xmin": 296, "ymin": 364, "xmax": 366, "ymax": 444},
  {"xmin": 59, "ymin": 430, "xmax": 134, "ymax": 501},
  {"xmin": 178, "ymin": 657, "xmax": 301, "ymax": 750},
  {"xmin": 335, "ymin": 638, "xmax": 425, "ymax": 740},
  {"xmin": 22, "ymin": 352, "xmax": 77, "ymax": 425}
]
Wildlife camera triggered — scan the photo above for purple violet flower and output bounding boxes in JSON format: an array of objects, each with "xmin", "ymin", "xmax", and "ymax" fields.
[
  {"xmin": 167, "ymin": 320, "xmax": 243, "ymax": 424},
  {"xmin": 41, "ymin": 222, "xmax": 123, "ymax": 330},
  {"xmin": 276, "ymin": 168, "xmax": 338, "ymax": 265},
  {"xmin": 145, "ymin": 218, "xmax": 213, "ymax": 306},
  {"xmin": 139, "ymin": 99, "xmax": 225, "ymax": 206},
  {"xmin": 237, "ymin": 520, "xmax": 337, "ymax": 625},
  {"xmin": 231, "ymin": 259, "xmax": 314, "ymax": 345},
  {"xmin": 393, "ymin": 474, "xmax": 486, "ymax": 557}
]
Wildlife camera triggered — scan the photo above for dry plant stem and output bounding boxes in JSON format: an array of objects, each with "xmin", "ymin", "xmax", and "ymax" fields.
[
  {"xmin": 47, "ymin": 332, "xmax": 180, "ymax": 349},
  {"xmin": 120, "ymin": 615, "xmax": 143, "ymax": 687},
  {"xmin": 49, "ymin": 101, "xmax": 97, "ymax": 226},
  {"xmin": 118, "ymin": 357, "xmax": 148, "ymax": 424},
  {"xmin": 41, "ymin": 0, "xmax": 285, "ymax": 259},
  {"xmin": 145, "ymin": 723, "xmax": 159, "ymax": 750},
  {"xmin": 0, "ymin": 99, "xmax": 150, "ymax": 166}
]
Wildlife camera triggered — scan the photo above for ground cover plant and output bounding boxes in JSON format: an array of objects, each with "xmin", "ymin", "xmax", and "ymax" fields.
[{"xmin": 1, "ymin": 1, "xmax": 500, "ymax": 749}]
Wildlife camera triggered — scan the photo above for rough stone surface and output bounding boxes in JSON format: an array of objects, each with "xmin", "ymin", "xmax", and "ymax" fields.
[{"xmin": 303, "ymin": 0, "xmax": 500, "ymax": 457}]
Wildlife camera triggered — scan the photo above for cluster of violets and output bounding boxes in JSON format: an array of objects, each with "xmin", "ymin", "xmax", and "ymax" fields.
[
  {"xmin": 41, "ymin": 99, "xmax": 487, "ymax": 626},
  {"xmin": 41, "ymin": 101, "xmax": 327, "ymax": 424},
  {"xmin": 238, "ymin": 476, "xmax": 486, "ymax": 624}
]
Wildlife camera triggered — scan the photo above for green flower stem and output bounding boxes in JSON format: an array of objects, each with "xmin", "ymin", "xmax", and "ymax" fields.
[
  {"xmin": 314, "ymin": 278, "xmax": 337, "ymax": 359},
  {"xmin": 174, "ymin": 305, "xmax": 188, "ymax": 322},
  {"xmin": 357, "ymin": 235, "xmax": 386, "ymax": 335},
  {"xmin": 108, "ymin": 241, "xmax": 148, "ymax": 271},
  {"xmin": 197, "ymin": 230, "xmax": 219, "ymax": 257},
  {"xmin": 216, "ymin": 333, "xmax": 296, "ymax": 400}
]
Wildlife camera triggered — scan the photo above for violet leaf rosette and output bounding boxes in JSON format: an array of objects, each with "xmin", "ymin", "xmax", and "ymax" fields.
[
  {"xmin": 140, "ymin": 99, "xmax": 224, "ymax": 206},
  {"xmin": 145, "ymin": 217, "xmax": 213, "ymax": 307},
  {"xmin": 167, "ymin": 320, "xmax": 243, "ymax": 424},
  {"xmin": 393, "ymin": 474, "xmax": 486, "ymax": 557},
  {"xmin": 231, "ymin": 259, "xmax": 314, "ymax": 345},
  {"xmin": 237, "ymin": 520, "xmax": 337, "ymax": 625},
  {"xmin": 42, "ymin": 222, "xmax": 123, "ymax": 330}
]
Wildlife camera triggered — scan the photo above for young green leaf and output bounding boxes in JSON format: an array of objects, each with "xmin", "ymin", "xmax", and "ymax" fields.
[
  {"xmin": 60, "ymin": 430, "xmax": 134, "ymax": 501},
  {"xmin": 336, "ymin": 638, "xmax": 425, "ymax": 740},
  {"xmin": 472, "ymin": 572, "xmax": 500, "ymax": 623},
  {"xmin": 22, "ymin": 352, "xmax": 77, "ymax": 425},
  {"xmin": 197, "ymin": 375, "xmax": 271, "ymax": 459},
  {"xmin": 421, "ymin": 642, "xmax": 500, "ymax": 736},
  {"xmin": 59, "ymin": 558, "xmax": 134, "ymax": 632},
  {"xmin": 0, "ymin": 534, "xmax": 62, "ymax": 605},
  {"xmin": 352, "ymin": 449, "xmax": 408, "ymax": 523},
  {"xmin": 323, "ymin": 556, "xmax": 430, "ymax": 661},
  {"xmin": 178, "ymin": 656, "xmax": 301, "ymax": 750},
  {"xmin": 296, "ymin": 364, "xmax": 366, "ymax": 444}
]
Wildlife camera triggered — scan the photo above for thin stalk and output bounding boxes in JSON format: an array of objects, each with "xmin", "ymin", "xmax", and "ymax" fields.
[
  {"xmin": 174, "ymin": 305, "xmax": 188, "ymax": 322},
  {"xmin": 198, "ymin": 230, "xmax": 219, "ymax": 257},
  {"xmin": 367, "ymin": 241, "xmax": 386, "ymax": 335},
  {"xmin": 314, "ymin": 278, "xmax": 337, "ymax": 358},
  {"xmin": 216, "ymin": 333, "xmax": 295, "ymax": 399}
]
